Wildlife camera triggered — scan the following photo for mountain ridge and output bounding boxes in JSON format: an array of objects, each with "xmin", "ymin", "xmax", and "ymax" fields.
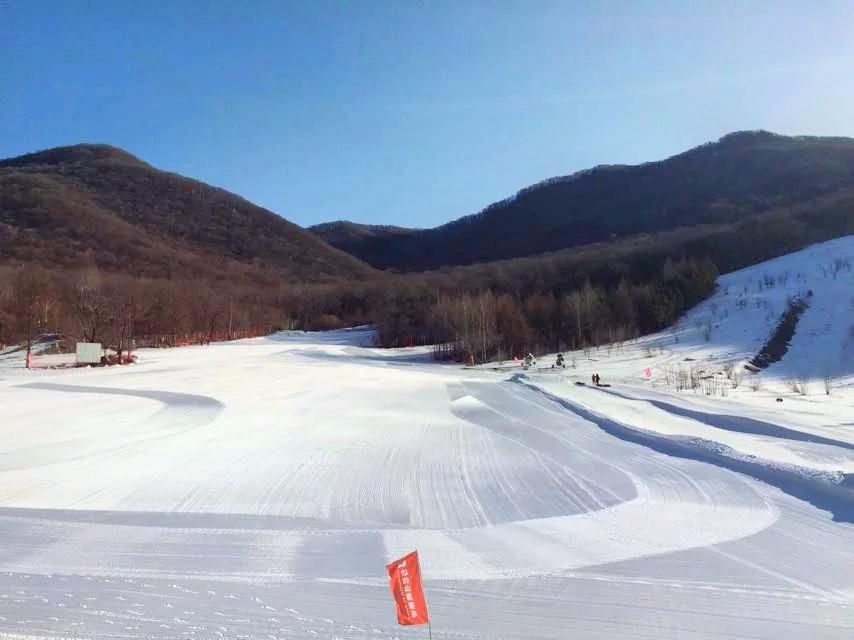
[
  {"xmin": 0, "ymin": 143, "xmax": 375, "ymax": 283},
  {"xmin": 311, "ymin": 131, "xmax": 854, "ymax": 271},
  {"xmin": 0, "ymin": 143, "xmax": 151, "ymax": 170}
]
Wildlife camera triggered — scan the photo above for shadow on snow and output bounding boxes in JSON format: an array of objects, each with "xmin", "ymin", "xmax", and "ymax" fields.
[{"xmin": 512, "ymin": 375, "xmax": 854, "ymax": 524}]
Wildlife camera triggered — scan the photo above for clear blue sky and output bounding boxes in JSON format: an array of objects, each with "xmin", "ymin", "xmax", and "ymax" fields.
[{"xmin": 3, "ymin": 1, "xmax": 854, "ymax": 228}]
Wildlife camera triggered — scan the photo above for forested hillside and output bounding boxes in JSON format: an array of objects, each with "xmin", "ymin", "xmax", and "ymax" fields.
[
  {"xmin": 0, "ymin": 144, "xmax": 375, "ymax": 352},
  {"xmin": 313, "ymin": 131, "xmax": 854, "ymax": 270},
  {"xmin": 0, "ymin": 144, "xmax": 374, "ymax": 282},
  {"xmin": 2, "ymin": 137, "xmax": 852, "ymax": 364},
  {"xmin": 309, "ymin": 221, "xmax": 415, "ymax": 250},
  {"xmin": 312, "ymin": 190, "xmax": 854, "ymax": 360}
]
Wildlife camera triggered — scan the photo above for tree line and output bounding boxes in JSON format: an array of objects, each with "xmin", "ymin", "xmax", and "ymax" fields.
[
  {"xmin": 367, "ymin": 256, "xmax": 717, "ymax": 361},
  {"xmin": 0, "ymin": 265, "xmax": 290, "ymax": 359},
  {"xmin": 0, "ymin": 255, "xmax": 715, "ymax": 364}
]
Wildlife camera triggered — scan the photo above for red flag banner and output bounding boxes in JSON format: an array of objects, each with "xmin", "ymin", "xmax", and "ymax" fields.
[{"xmin": 386, "ymin": 550, "xmax": 429, "ymax": 626}]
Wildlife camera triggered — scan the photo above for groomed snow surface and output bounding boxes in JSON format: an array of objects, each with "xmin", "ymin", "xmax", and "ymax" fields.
[{"xmin": 1, "ymin": 238, "xmax": 853, "ymax": 639}]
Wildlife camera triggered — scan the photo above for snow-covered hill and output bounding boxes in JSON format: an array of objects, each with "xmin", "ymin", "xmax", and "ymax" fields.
[
  {"xmin": 671, "ymin": 234, "xmax": 854, "ymax": 381},
  {"xmin": 527, "ymin": 236, "xmax": 854, "ymax": 396}
]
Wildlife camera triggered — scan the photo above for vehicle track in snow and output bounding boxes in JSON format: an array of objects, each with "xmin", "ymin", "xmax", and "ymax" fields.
[{"xmin": 0, "ymin": 378, "xmax": 779, "ymax": 582}]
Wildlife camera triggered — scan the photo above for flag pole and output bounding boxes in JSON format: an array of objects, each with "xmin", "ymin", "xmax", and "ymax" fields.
[{"xmin": 428, "ymin": 619, "xmax": 432, "ymax": 640}]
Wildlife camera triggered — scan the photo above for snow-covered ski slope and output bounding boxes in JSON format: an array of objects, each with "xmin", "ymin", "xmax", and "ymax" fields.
[
  {"xmin": 1, "ymin": 238, "xmax": 853, "ymax": 639},
  {"xmin": 517, "ymin": 237, "xmax": 854, "ymax": 485},
  {"xmin": 669, "ymin": 234, "xmax": 853, "ymax": 381},
  {"xmin": 551, "ymin": 234, "xmax": 854, "ymax": 387},
  {"xmin": 2, "ymin": 318, "xmax": 853, "ymax": 639}
]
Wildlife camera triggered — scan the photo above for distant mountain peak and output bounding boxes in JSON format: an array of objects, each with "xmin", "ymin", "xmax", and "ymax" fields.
[
  {"xmin": 309, "ymin": 220, "xmax": 417, "ymax": 248},
  {"xmin": 717, "ymin": 129, "xmax": 781, "ymax": 143},
  {"xmin": 312, "ymin": 220, "xmax": 416, "ymax": 233},
  {"xmin": 0, "ymin": 143, "xmax": 374, "ymax": 282},
  {"xmin": 0, "ymin": 143, "xmax": 149, "ymax": 169}
]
